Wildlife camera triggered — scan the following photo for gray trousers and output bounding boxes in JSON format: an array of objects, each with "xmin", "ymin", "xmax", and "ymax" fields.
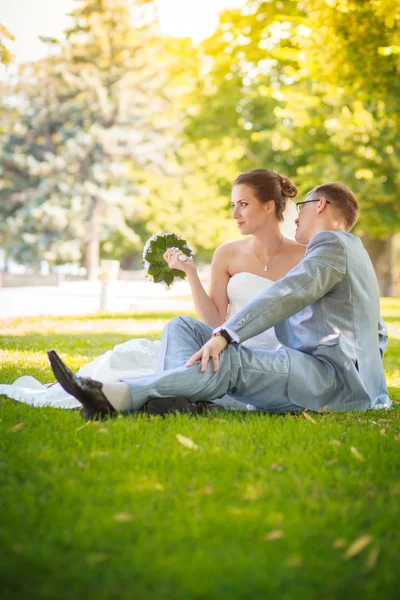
[{"xmin": 123, "ymin": 316, "xmax": 300, "ymax": 414}]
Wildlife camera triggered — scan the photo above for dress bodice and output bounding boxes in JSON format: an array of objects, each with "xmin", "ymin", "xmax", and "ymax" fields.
[{"xmin": 226, "ymin": 272, "xmax": 281, "ymax": 350}]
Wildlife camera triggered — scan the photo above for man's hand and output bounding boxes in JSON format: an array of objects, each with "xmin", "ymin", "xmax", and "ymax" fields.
[{"xmin": 185, "ymin": 335, "xmax": 228, "ymax": 373}]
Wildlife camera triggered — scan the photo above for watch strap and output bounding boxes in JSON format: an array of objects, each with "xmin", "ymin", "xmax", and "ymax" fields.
[{"xmin": 212, "ymin": 328, "xmax": 232, "ymax": 344}]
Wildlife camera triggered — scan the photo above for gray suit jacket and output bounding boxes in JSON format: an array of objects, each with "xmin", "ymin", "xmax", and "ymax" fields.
[{"xmin": 224, "ymin": 230, "xmax": 390, "ymax": 411}]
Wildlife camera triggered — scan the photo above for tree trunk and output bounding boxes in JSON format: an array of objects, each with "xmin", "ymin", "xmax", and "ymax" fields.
[
  {"xmin": 85, "ymin": 197, "xmax": 101, "ymax": 280},
  {"xmin": 3, "ymin": 249, "xmax": 9, "ymax": 273},
  {"xmin": 361, "ymin": 234, "xmax": 393, "ymax": 296},
  {"xmin": 121, "ymin": 252, "xmax": 139, "ymax": 271}
]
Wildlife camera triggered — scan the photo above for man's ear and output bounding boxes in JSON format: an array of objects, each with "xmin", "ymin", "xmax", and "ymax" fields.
[{"xmin": 316, "ymin": 197, "xmax": 328, "ymax": 214}]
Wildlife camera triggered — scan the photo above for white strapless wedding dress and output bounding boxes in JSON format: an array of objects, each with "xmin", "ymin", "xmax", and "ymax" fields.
[{"xmin": 0, "ymin": 273, "xmax": 280, "ymax": 410}]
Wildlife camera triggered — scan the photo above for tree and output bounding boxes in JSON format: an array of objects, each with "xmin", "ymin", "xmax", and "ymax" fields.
[
  {"xmin": 101, "ymin": 35, "xmax": 240, "ymax": 267},
  {"xmin": 0, "ymin": 24, "xmax": 14, "ymax": 65},
  {"xmin": 298, "ymin": 0, "xmax": 400, "ymax": 294},
  {"xmin": 184, "ymin": 0, "xmax": 400, "ymax": 292},
  {"xmin": 136, "ymin": 139, "xmax": 241, "ymax": 262},
  {"xmin": 0, "ymin": 0, "xmax": 172, "ymax": 277}
]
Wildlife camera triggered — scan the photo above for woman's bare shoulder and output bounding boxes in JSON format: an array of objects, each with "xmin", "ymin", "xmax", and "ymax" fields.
[
  {"xmin": 214, "ymin": 238, "xmax": 248, "ymax": 257},
  {"xmin": 284, "ymin": 238, "xmax": 306, "ymax": 257}
]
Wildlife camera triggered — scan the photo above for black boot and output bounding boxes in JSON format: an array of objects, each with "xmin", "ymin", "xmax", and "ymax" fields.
[{"xmin": 142, "ymin": 397, "xmax": 225, "ymax": 416}]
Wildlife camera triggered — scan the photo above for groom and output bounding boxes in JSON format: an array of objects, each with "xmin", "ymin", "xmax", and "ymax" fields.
[{"xmin": 48, "ymin": 182, "xmax": 391, "ymax": 418}]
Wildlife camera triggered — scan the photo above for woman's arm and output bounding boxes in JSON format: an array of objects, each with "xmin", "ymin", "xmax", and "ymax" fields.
[{"xmin": 164, "ymin": 244, "xmax": 231, "ymax": 328}]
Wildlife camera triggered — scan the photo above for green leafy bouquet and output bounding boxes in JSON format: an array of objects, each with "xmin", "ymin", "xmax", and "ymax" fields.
[{"xmin": 142, "ymin": 232, "xmax": 194, "ymax": 289}]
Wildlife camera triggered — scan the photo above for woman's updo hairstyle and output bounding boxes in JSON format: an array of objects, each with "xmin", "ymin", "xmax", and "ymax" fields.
[{"xmin": 233, "ymin": 168, "xmax": 298, "ymax": 222}]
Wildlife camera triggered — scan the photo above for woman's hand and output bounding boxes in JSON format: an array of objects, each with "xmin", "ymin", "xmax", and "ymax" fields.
[
  {"xmin": 163, "ymin": 247, "xmax": 196, "ymax": 275},
  {"xmin": 185, "ymin": 335, "xmax": 228, "ymax": 373}
]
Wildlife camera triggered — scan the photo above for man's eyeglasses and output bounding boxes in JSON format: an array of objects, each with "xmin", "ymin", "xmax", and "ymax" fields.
[{"xmin": 295, "ymin": 198, "xmax": 331, "ymax": 214}]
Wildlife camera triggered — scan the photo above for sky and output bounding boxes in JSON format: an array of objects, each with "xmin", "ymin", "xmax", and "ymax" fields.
[{"xmin": 0, "ymin": 0, "xmax": 246, "ymax": 63}]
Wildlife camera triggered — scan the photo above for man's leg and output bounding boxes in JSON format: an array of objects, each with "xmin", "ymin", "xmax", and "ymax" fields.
[
  {"xmin": 156, "ymin": 316, "xmax": 258, "ymax": 412},
  {"xmin": 102, "ymin": 316, "xmax": 214, "ymax": 413},
  {"xmin": 122, "ymin": 329, "xmax": 300, "ymax": 414},
  {"xmin": 156, "ymin": 316, "xmax": 212, "ymax": 371}
]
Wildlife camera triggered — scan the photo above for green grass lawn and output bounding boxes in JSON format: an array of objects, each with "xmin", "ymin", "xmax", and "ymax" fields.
[{"xmin": 1, "ymin": 301, "xmax": 399, "ymax": 600}]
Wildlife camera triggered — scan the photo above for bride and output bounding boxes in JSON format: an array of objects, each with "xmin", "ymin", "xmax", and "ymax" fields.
[{"xmin": 0, "ymin": 168, "xmax": 305, "ymax": 410}]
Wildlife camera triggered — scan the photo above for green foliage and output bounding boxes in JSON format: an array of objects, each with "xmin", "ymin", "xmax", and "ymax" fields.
[
  {"xmin": 142, "ymin": 232, "xmax": 193, "ymax": 288},
  {"xmin": 0, "ymin": 305, "xmax": 399, "ymax": 599},
  {"xmin": 0, "ymin": 24, "xmax": 14, "ymax": 65},
  {"xmin": 1, "ymin": 0, "xmax": 400, "ymax": 275},
  {"xmin": 135, "ymin": 141, "xmax": 240, "ymax": 262},
  {"xmin": 185, "ymin": 0, "xmax": 400, "ymax": 239},
  {"xmin": 0, "ymin": 0, "xmax": 168, "ymax": 272}
]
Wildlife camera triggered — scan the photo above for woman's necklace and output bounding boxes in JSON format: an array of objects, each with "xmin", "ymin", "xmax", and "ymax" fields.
[{"xmin": 252, "ymin": 235, "xmax": 283, "ymax": 272}]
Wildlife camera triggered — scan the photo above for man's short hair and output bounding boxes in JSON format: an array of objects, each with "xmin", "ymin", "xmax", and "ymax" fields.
[{"xmin": 313, "ymin": 182, "xmax": 359, "ymax": 231}]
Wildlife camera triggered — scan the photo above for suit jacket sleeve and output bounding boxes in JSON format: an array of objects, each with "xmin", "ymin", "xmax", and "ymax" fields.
[
  {"xmin": 378, "ymin": 315, "xmax": 388, "ymax": 359},
  {"xmin": 223, "ymin": 231, "xmax": 347, "ymax": 343}
]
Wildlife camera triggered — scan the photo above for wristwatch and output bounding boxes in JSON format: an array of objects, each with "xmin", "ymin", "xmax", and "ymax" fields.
[{"xmin": 212, "ymin": 327, "xmax": 232, "ymax": 345}]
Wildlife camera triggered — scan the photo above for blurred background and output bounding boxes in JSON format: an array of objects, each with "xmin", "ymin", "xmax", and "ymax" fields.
[{"xmin": 0, "ymin": 0, "xmax": 399, "ymax": 317}]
